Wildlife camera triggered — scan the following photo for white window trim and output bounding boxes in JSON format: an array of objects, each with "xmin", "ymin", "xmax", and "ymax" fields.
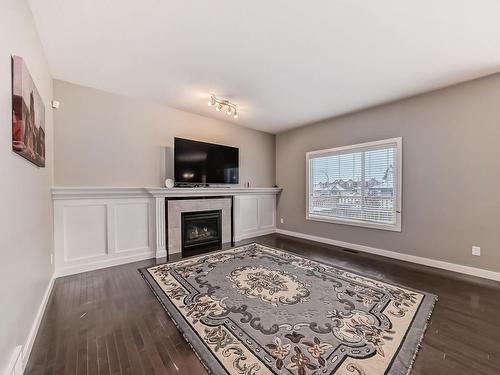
[{"xmin": 306, "ymin": 137, "xmax": 402, "ymax": 232}]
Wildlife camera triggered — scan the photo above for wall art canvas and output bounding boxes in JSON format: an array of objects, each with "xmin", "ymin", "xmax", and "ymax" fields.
[{"xmin": 12, "ymin": 55, "xmax": 46, "ymax": 167}]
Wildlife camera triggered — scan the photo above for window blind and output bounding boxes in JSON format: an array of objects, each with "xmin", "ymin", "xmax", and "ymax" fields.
[{"xmin": 308, "ymin": 139, "xmax": 399, "ymax": 228}]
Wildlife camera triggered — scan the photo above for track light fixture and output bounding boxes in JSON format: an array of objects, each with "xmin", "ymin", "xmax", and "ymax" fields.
[{"xmin": 207, "ymin": 95, "xmax": 238, "ymax": 119}]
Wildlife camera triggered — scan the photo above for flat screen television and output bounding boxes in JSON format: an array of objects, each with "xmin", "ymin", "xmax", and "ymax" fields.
[{"xmin": 174, "ymin": 138, "xmax": 239, "ymax": 185}]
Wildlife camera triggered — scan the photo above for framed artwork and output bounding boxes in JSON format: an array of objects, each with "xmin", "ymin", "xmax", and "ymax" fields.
[{"xmin": 12, "ymin": 55, "xmax": 46, "ymax": 167}]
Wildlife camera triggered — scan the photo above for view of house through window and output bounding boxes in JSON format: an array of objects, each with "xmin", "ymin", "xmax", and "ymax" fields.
[{"xmin": 307, "ymin": 138, "xmax": 401, "ymax": 230}]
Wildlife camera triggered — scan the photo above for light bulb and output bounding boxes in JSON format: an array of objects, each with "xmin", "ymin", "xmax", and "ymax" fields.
[
  {"xmin": 226, "ymin": 107, "xmax": 232, "ymax": 116},
  {"xmin": 216, "ymin": 104, "xmax": 222, "ymax": 112},
  {"xmin": 207, "ymin": 100, "xmax": 212, "ymax": 106},
  {"xmin": 233, "ymin": 111, "xmax": 238, "ymax": 119}
]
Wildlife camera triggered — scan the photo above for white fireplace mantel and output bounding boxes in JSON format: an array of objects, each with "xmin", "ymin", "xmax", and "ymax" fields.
[
  {"xmin": 52, "ymin": 186, "xmax": 281, "ymax": 276},
  {"xmin": 52, "ymin": 186, "xmax": 281, "ymax": 199},
  {"xmin": 145, "ymin": 187, "xmax": 282, "ymax": 198}
]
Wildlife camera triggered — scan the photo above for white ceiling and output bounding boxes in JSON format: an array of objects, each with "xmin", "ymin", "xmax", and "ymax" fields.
[{"xmin": 29, "ymin": 0, "xmax": 500, "ymax": 133}]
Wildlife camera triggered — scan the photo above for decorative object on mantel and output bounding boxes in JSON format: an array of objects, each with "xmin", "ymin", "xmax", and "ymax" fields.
[
  {"xmin": 164, "ymin": 178, "xmax": 175, "ymax": 188},
  {"xmin": 141, "ymin": 242, "xmax": 436, "ymax": 375},
  {"xmin": 207, "ymin": 94, "xmax": 238, "ymax": 119},
  {"xmin": 11, "ymin": 55, "xmax": 46, "ymax": 167}
]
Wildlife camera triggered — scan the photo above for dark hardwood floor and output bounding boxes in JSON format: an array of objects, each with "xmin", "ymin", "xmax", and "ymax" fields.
[{"xmin": 25, "ymin": 234, "xmax": 500, "ymax": 375}]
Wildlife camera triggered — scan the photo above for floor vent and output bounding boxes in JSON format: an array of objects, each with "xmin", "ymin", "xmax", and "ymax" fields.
[{"xmin": 342, "ymin": 248, "xmax": 359, "ymax": 254}]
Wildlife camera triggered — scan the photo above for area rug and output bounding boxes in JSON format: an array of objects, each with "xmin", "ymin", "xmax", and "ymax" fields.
[{"xmin": 140, "ymin": 243, "xmax": 436, "ymax": 375}]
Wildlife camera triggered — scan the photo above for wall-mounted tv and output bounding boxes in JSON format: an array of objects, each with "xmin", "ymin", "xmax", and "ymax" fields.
[{"xmin": 174, "ymin": 138, "xmax": 239, "ymax": 185}]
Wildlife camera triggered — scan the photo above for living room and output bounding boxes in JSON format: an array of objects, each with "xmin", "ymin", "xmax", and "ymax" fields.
[{"xmin": 2, "ymin": 1, "xmax": 500, "ymax": 375}]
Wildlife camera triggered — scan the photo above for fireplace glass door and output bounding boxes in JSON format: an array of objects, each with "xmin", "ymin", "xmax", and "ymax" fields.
[{"xmin": 181, "ymin": 210, "xmax": 222, "ymax": 257}]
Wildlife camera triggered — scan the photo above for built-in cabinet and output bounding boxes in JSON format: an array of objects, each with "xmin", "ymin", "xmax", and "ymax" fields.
[{"xmin": 52, "ymin": 187, "xmax": 281, "ymax": 276}]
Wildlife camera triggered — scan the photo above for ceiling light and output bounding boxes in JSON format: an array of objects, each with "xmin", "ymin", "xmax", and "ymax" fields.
[{"xmin": 207, "ymin": 95, "xmax": 239, "ymax": 119}]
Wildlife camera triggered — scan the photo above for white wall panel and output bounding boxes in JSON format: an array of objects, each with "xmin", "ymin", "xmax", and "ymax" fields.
[
  {"xmin": 64, "ymin": 204, "xmax": 107, "ymax": 261},
  {"xmin": 114, "ymin": 202, "xmax": 149, "ymax": 252},
  {"xmin": 53, "ymin": 188, "xmax": 280, "ymax": 273},
  {"xmin": 234, "ymin": 194, "xmax": 277, "ymax": 240},
  {"xmin": 258, "ymin": 195, "xmax": 276, "ymax": 230},
  {"xmin": 238, "ymin": 196, "xmax": 259, "ymax": 233},
  {"xmin": 54, "ymin": 197, "xmax": 154, "ymax": 276}
]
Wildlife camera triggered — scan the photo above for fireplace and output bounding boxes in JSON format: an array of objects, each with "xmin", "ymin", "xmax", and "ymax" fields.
[{"xmin": 181, "ymin": 210, "xmax": 222, "ymax": 257}]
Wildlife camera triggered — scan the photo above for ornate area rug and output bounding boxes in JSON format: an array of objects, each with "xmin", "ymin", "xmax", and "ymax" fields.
[{"xmin": 140, "ymin": 243, "xmax": 436, "ymax": 375}]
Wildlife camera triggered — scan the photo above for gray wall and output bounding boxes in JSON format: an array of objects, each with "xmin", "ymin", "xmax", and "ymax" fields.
[
  {"xmin": 276, "ymin": 73, "xmax": 500, "ymax": 273},
  {"xmin": 0, "ymin": 0, "xmax": 54, "ymax": 370},
  {"xmin": 53, "ymin": 80, "xmax": 275, "ymax": 187}
]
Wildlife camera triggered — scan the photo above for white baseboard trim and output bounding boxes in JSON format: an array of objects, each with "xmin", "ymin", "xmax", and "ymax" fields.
[
  {"xmin": 55, "ymin": 251, "xmax": 156, "ymax": 277},
  {"xmin": 22, "ymin": 274, "xmax": 55, "ymax": 371},
  {"xmin": 276, "ymin": 229, "xmax": 500, "ymax": 282},
  {"xmin": 5, "ymin": 345, "xmax": 22, "ymax": 375},
  {"xmin": 235, "ymin": 228, "xmax": 277, "ymax": 242}
]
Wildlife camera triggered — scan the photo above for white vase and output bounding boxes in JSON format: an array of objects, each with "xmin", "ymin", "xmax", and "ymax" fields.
[{"xmin": 164, "ymin": 178, "xmax": 174, "ymax": 188}]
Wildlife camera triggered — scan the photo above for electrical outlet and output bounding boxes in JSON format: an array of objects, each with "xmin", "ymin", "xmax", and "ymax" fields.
[
  {"xmin": 280, "ymin": 217, "xmax": 284, "ymax": 224},
  {"xmin": 50, "ymin": 253, "xmax": 54, "ymax": 265},
  {"xmin": 472, "ymin": 246, "xmax": 481, "ymax": 256}
]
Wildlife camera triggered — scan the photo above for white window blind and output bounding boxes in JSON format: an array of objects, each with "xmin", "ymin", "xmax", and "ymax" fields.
[{"xmin": 306, "ymin": 138, "xmax": 401, "ymax": 231}]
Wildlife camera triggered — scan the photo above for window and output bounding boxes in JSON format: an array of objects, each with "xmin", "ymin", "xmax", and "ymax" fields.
[{"xmin": 306, "ymin": 138, "xmax": 402, "ymax": 231}]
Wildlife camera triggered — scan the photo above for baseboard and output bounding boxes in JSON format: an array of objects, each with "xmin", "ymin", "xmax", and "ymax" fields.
[
  {"xmin": 5, "ymin": 345, "xmax": 22, "ymax": 375},
  {"xmin": 276, "ymin": 229, "xmax": 500, "ymax": 282},
  {"xmin": 235, "ymin": 228, "xmax": 277, "ymax": 242},
  {"xmin": 55, "ymin": 251, "xmax": 156, "ymax": 277},
  {"xmin": 22, "ymin": 274, "xmax": 55, "ymax": 371}
]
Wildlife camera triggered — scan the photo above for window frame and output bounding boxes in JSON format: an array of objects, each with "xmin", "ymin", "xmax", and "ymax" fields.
[{"xmin": 306, "ymin": 137, "xmax": 402, "ymax": 232}]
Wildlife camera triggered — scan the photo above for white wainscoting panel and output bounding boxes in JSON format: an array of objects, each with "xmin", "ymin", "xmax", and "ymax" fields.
[
  {"xmin": 235, "ymin": 196, "xmax": 259, "ymax": 236},
  {"xmin": 52, "ymin": 187, "xmax": 282, "ymax": 272},
  {"xmin": 258, "ymin": 195, "xmax": 276, "ymax": 230},
  {"xmin": 234, "ymin": 194, "xmax": 276, "ymax": 241},
  {"xmin": 54, "ymin": 198, "xmax": 154, "ymax": 276},
  {"xmin": 63, "ymin": 204, "xmax": 107, "ymax": 261},
  {"xmin": 113, "ymin": 202, "xmax": 150, "ymax": 252}
]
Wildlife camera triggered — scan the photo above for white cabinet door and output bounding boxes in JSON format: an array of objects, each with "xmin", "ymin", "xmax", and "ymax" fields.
[{"xmin": 234, "ymin": 194, "xmax": 276, "ymax": 240}]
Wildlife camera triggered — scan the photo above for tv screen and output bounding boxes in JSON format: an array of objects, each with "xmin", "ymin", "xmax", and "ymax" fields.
[{"xmin": 174, "ymin": 138, "xmax": 239, "ymax": 184}]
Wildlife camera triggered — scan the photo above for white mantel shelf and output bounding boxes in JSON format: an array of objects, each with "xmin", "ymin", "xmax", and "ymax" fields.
[
  {"xmin": 145, "ymin": 187, "xmax": 282, "ymax": 198},
  {"xmin": 52, "ymin": 186, "xmax": 282, "ymax": 200}
]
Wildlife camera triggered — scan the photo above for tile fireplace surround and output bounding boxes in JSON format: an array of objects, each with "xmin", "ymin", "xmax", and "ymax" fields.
[{"xmin": 167, "ymin": 198, "xmax": 232, "ymax": 256}]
